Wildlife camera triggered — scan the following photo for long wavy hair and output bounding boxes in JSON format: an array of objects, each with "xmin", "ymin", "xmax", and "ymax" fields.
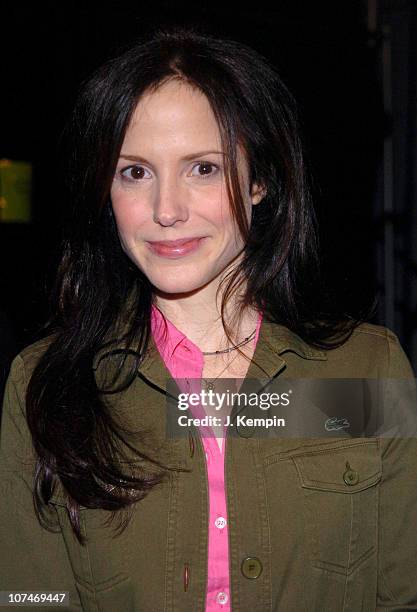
[{"xmin": 26, "ymin": 24, "xmax": 374, "ymax": 544}]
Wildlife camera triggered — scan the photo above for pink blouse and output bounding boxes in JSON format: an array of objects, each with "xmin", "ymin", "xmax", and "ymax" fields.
[{"xmin": 151, "ymin": 305, "xmax": 263, "ymax": 610}]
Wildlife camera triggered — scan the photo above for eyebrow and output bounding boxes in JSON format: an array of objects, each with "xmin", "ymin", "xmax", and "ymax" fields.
[{"xmin": 119, "ymin": 150, "xmax": 225, "ymax": 163}]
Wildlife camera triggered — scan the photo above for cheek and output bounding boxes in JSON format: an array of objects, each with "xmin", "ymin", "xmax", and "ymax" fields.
[
  {"xmin": 218, "ymin": 206, "xmax": 247, "ymax": 247},
  {"xmin": 207, "ymin": 197, "xmax": 236, "ymax": 231},
  {"xmin": 110, "ymin": 191, "xmax": 146, "ymax": 235}
]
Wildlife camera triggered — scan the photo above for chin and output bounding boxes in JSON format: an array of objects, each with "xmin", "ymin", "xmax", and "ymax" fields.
[
  {"xmin": 151, "ymin": 280, "xmax": 207, "ymax": 296},
  {"xmin": 147, "ymin": 272, "xmax": 214, "ymax": 296}
]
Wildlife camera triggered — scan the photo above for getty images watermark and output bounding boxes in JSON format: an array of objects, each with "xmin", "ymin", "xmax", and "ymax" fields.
[
  {"xmin": 165, "ymin": 377, "xmax": 417, "ymax": 439},
  {"xmin": 175, "ymin": 387, "xmax": 291, "ymax": 429}
]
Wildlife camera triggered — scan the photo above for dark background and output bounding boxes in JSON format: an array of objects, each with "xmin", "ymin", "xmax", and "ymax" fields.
[{"xmin": 1, "ymin": 0, "xmax": 416, "ymax": 400}]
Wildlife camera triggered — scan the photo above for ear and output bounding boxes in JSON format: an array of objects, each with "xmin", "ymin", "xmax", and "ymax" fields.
[{"xmin": 251, "ymin": 182, "xmax": 267, "ymax": 205}]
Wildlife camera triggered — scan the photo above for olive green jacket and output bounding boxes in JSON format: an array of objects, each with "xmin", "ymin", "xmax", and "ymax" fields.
[{"xmin": 1, "ymin": 320, "xmax": 416, "ymax": 612}]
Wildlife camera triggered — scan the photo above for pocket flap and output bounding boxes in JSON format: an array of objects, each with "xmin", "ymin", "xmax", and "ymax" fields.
[{"xmin": 292, "ymin": 440, "xmax": 382, "ymax": 493}]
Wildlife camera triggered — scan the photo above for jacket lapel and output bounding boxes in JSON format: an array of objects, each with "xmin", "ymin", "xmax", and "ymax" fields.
[{"xmin": 93, "ymin": 314, "xmax": 328, "ymax": 394}]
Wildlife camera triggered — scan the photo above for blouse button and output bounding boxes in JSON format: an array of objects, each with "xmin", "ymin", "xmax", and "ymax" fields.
[
  {"xmin": 216, "ymin": 591, "xmax": 228, "ymax": 605},
  {"xmin": 215, "ymin": 516, "xmax": 227, "ymax": 529}
]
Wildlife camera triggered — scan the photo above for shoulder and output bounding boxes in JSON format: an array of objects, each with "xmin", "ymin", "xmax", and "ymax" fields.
[
  {"xmin": 324, "ymin": 322, "xmax": 415, "ymax": 378},
  {"xmin": 1, "ymin": 336, "xmax": 57, "ymax": 460},
  {"xmin": 344, "ymin": 321, "xmax": 399, "ymax": 351},
  {"xmin": 8, "ymin": 334, "xmax": 56, "ymax": 389},
  {"xmin": 350, "ymin": 321, "xmax": 397, "ymax": 341},
  {"xmin": 262, "ymin": 318, "xmax": 414, "ymax": 378},
  {"xmin": 338, "ymin": 321, "xmax": 406, "ymax": 356},
  {"xmin": 1, "ymin": 336, "xmax": 54, "ymax": 466},
  {"xmin": 263, "ymin": 317, "xmax": 414, "ymax": 378}
]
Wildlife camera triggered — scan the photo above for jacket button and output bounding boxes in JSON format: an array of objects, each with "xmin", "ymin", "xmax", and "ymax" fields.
[
  {"xmin": 241, "ymin": 556, "xmax": 263, "ymax": 579},
  {"xmin": 343, "ymin": 461, "xmax": 359, "ymax": 485}
]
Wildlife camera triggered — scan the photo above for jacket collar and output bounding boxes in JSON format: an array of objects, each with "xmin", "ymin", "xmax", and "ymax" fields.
[
  {"xmin": 88, "ymin": 314, "xmax": 329, "ymax": 476},
  {"xmin": 237, "ymin": 317, "xmax": 327, "ymax": 382},
  {"xmin": 93, "ymin": 313, "xmax": 327, "ymax": 392}
]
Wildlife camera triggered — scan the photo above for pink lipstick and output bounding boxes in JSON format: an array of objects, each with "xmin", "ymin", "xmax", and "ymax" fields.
[{"xmin": 146, "ymin": 237, "xmax": 205, "ymax": 258}]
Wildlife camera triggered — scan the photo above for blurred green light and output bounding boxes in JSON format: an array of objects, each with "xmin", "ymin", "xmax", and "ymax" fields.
[{"xmin": 0, "ymin": 159, "xmax": 32, "ymax": 223}]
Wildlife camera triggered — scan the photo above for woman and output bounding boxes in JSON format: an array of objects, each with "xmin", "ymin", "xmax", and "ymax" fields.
[{"xmin": 1, "ymin": 25, "xmax": 416, "ymax": 612}]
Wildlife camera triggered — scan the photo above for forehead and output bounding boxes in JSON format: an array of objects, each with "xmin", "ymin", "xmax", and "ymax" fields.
[
  {"xmin": 126, "ymin": 79, "xmax": 221, "ymax": 144},
  {"xmin": 121, "ymin": 79, "xmax": 249, "ymax": 174}
]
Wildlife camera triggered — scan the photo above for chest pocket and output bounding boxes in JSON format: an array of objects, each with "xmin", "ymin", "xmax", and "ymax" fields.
[{"xmin": 291, "ymin": 439, "xmax": 382, "ymax": 575}]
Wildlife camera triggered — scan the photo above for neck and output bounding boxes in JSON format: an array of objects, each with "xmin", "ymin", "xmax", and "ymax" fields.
[{"xmin": 153, "ymin": 282, "xmax": 259, "ymax": 354}]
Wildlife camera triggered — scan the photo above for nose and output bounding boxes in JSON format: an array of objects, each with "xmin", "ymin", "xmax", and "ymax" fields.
[{"xmin": 152, "ymin": 172, "xmax": 189, "ymax": 227}]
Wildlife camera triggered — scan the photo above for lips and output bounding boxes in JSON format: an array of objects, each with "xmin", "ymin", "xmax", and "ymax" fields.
[{"xmin": 146, "ymin": 237, "xmax": 205, "ymax": 258}]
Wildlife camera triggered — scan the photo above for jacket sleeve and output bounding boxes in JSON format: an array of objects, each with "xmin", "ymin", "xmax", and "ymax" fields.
[
  {"xmin": 376, "ymin": 332, "xmax": 417, "ymax": 611},
  {"xmin": 0, "ymin": 354, "xmax": 82, "ymax": 611}
]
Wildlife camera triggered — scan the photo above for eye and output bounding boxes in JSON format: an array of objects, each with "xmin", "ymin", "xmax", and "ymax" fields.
[
  {"xmin": 190, "ymin": 161, "xmax": 219, "ymax": 178},
  {"xmin": 120, "ymin": 165, "xmax": 152, "ymax": 181}
]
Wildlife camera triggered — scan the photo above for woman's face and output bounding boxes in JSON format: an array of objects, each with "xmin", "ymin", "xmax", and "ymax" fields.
[{"xmin": 110, "ymin": 79, "xmax": 264, "ymax": 296}]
